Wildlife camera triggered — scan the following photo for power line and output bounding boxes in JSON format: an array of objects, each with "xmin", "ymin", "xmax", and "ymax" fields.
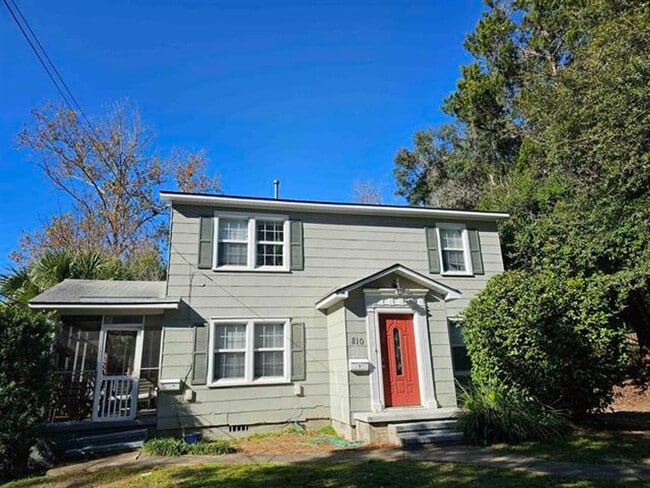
[{"xmin": 2, "ymin": 0, "xmax": 98, "ymax": 136}]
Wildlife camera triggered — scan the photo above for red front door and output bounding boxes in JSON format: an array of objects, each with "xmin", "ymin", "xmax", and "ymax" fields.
[{"xmin": 379, "ymin": 314, "xmax": 421, "ymax": 407}]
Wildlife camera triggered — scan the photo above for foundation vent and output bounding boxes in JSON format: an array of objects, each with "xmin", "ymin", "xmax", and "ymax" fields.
[{"xmin": 228, "ymin": 424, "xmax": 249, "ymax": 433}]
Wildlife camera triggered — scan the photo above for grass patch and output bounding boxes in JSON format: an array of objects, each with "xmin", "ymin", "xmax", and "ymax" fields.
[
  {"xmin": 2, "ymin": 460, "xmax": 646, "ymax": 488},
  {"xmin": 142, "ymin": 438, "xmax": 234, "ymax": 457},
  {"xmin": 493, "ymin": 429, "xmax": 650, "ymax": 465}
]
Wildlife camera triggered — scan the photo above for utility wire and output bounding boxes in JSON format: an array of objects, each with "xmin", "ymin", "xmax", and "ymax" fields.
[{"xmin": 2, "ymin": 0, "xmax": 99, "ymax": 137}]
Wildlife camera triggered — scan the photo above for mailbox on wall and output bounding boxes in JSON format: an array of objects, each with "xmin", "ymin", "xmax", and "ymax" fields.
[
  {"xmin": 348, "ymin": 359, "xmax": 372, "ymax": 374},
  {"xmin": 159, "ymin": 379, "xmax": 183, "ymax": 392}
]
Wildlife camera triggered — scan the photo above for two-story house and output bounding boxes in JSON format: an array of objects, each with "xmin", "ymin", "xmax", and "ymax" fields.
[{"xmin": 30, "ymin": 191, "xmax": 508, "ymax": 452}]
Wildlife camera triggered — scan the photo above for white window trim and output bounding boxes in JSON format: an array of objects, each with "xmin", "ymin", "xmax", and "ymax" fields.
[
  {"xmin": 207, "ymin": 318, "xmax": 291, "ymax": 387},
  {"xmin": 212, "ymin": 211, "xmax": 289, "ymax": 272},
  {"xmin": 436, "ymin": 223, "xmax": 473, "ymax": 277}
]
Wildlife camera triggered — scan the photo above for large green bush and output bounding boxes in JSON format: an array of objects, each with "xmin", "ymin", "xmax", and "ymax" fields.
[
  {"xmin": 463, "ymin": 270, "xmax": 630, "ymax": 417},
  {"xmin": 0, "ymin": 306, "xmax": 54, "ymax": 481},
  {"xmin": 457, "ymin": 381, "xmax": 570, "ymax": 445}
]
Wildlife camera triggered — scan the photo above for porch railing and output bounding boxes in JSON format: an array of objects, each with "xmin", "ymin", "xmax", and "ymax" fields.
[
  {"xmin": 47, "ymin": 370, "xmax": 97, "ymax": 422},
  {"xmin": 47, "ymin": 371, "xmax": 159, "ymax": 423},
  {"xmin": 94, "ymin": 376, "xmax": 139, "ymax": 421}
]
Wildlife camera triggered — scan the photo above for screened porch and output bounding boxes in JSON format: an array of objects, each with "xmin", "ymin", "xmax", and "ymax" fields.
[{"xmin": 47, "ymin": 315, "xmax": 163, "ymax": 424}]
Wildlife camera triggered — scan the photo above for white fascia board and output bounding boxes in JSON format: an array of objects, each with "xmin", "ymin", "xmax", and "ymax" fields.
[
  {"xmin": 392, "ymin": 267, "xmax": 462, "ymax": 300},
  {"xmin": 315, "ymin": 292, "xmax": 349, "ymax": 312},
  {"xmin": 160, "ymin": 192, "xmax": 510, "ymax": 221},
  {"xmin": 315, "ymin": 265, "xmax": 462, "ymax": 312}
]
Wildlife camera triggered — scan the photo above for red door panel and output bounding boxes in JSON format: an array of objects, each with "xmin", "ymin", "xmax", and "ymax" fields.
[{"xmin": 379, "ymin": 314, "xmax": 420, "ymax": 407}]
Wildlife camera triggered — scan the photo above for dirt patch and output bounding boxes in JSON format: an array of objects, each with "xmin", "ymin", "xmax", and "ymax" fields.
[
  {"xmin": 610, "ymin": 382, "xmax": 650, "ymax": 412},
  {"xmin": 232, "ymin": 429, "xmax": 359, "ymax": 456},
  {"xmin": 587, "ymin": 381, "xmax": 650, "ymax": 430}
]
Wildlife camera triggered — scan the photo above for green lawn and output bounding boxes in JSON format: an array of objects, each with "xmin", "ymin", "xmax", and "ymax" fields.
[
  {"xmin": 493, "ymin": 429, "xmax": 650, "ymax": 465},
  {"xmin": 2, "ymin": 460, "xmax": 646, "ymax": 488}
]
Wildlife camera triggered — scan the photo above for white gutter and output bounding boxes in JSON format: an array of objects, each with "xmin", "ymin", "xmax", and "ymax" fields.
[
  {"xmin": 314, "ymin": 292, "xmax": 349, "ymax": 312},
  {"xmin": 160, "ymin": 192, "xmax": 510, "ymax": 221},
  {"xmin": 28, "ymin": 302, "xmax": 180, "ymax": 311}
]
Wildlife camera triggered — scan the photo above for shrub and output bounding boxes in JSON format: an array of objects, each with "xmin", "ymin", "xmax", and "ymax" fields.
[
  {"xmin": 187, "ymin": 440, "xmax": 234, "ymax": 455},
  {"xmin": 0, "ymin": 306, "xmax": 54, "ymax": 481},
  {"xmin": 142, "ymin": 438, "xmax": 234, "ymax": 456},
  {"xmin": 142, "ymin": 438, "xmax": 187, "ymax": 457},
  {"xmin": 457, "ymin": 381, "xmax": 571, "ymax": 445},
  {"xmin": 463, "ymin": 270, "xmax": 630, "ymax": 417}
]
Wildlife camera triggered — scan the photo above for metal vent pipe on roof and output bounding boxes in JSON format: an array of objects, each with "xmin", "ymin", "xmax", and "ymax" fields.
[{"xmin": 273, "ymin": 179, "xmax": 280, "ymax": 199}]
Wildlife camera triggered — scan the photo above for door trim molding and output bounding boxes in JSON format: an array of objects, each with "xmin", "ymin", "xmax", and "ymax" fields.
[{"xmin": 363, "ymin": 289, "xmax": 437, "ymax": 412}]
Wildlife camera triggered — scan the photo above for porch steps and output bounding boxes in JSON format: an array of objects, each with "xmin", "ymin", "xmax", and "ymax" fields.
[
  {"xmin": 61, "ymin": 428, "xmax": 148, "ymax": 460},
  {"xmin": 388, "ymin": 419, "xmax": 463, "ymax": 448}
]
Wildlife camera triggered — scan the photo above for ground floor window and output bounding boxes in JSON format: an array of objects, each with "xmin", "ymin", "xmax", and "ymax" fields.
[
  {"xmin": 209, "ymin": 318, "xmax": 290, "ymax": 386},
  {"xmin": 448, "ymin": 319, "xmax": 471, "ymax": 392}
]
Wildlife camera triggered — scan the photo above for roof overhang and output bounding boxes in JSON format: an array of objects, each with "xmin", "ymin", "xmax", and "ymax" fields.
[
  {"xmin": 160, "ymin": 191, "xmax": 509, "ymax": 221},
  {"xmin": 28, "ymin": 300, "xmax": 180, "ymax": 314},
  {"xmin": 315, "ymin": 264, "xmax": 461, "ymax": 312}
]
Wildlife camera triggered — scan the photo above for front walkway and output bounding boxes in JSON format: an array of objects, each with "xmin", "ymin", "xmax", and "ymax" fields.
[{"xmin": 48, "ymin": 444, "xmax": 650, "ymax": 482}]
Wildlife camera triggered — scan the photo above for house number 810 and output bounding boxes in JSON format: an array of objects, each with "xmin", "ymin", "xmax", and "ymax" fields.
[{"xmin": 350, "ymin": 336, "xmax": 365, "ymax": 346}]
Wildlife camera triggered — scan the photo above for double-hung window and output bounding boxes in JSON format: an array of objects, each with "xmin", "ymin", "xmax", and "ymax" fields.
[
  {"xmin": 218, "ymin": 219, "xmax": 249, "ymax": 267},
  {"xmin": 256, "ymin": 220, "xmax": 284, "ymax": 267},
  {"xmin": 209, "ymin": 319, "xmax": 290, "ymax": 386},
  {"xmin": 449, "ymin": 319, "xmax": 471, "ymax": 393},
  {"xmin": 437, "ymin": 224, "xmax": 472, "ymax": 275},
  {"xmin": 448, "ymin": 319, "xmax": 471, "ymax": 378},
  {"xmin": 214, "ymin": 214, "xmax": 289, "ymax": 271}
]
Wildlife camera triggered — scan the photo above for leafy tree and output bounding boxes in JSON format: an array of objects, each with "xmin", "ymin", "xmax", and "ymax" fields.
[
  {"xmin": 14, "ymin": 100, "xmax": 221, "ymax": 263},
  {"xmin": 0, "ymin": 249, "xmax": 165, "ymax": 308},
  {"xmin": 0, "ymin": 305, "xmax": 54, "ymax": 481},
  {"xmin": 394, "ymin": 1, "xmax": 650, "ymax": 411}
]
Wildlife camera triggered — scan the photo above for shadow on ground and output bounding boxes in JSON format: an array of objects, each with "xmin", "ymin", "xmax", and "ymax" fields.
[{"xmin": 586, "ymin": 411, "xmax": 650, "ymax": 431}]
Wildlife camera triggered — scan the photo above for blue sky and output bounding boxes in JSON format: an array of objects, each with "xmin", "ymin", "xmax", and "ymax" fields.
[{"xmin": 0, "ymin": 0, "xmax": 484, "ymax": 267}]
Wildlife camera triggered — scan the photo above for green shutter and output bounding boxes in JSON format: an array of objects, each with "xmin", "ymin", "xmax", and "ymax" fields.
[
  {"xmin": 468, "ymin": 229, "xmax": 484, "ymax": 275},
  {"xmin": 290, "ymin": 221, "xmax": 304, "ymax": 271},
  {"xmin": 291, "ymin": 322, "xmax": 306, "ymax": 381},
  {"xmin": 191, "ymin": 324, "xmax": 208, "ymax": 385},
  {"xmin": 198, "ymin": 216, "xmax": 214, "ymax": 269},
  {"xmin": 425, "ymin": 227, "xmax": 441, "ymax": 274}
]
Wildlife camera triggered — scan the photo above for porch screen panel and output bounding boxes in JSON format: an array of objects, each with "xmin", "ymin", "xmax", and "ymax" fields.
[
  {"xmin": 50, "ymin": 316, "xmax": 102, "ymax": 422},
  {"xmin": 140, "ymin": 327, "xmax": 162, "ymax": 413}
]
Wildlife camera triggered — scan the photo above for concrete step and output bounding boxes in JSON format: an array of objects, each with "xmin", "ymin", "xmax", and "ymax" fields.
[
  {"xmin": 389, "ymin": 420, "xmax": 458, "ymax": 434},
  {"xmin": 60, "ymin": 428, "xmax": 148, "ymax": 460},
  {"xmin": 65, "ymin": 428, "xmax": 148, "ymax": 448},
  {"xmin": 388, "ymin": 419, "xmax": 463, "ymax": 447},
  {"xmin": 399, "ymin": 430, "xmax": 464, "ymax": 448},
  {"xmin": 64, "ymin": 440, "xmax": 144, "ymax": 460}
]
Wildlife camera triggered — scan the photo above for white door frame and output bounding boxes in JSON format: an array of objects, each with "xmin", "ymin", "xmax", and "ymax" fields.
[
  {"xmin": 92, "ymin": 317, "xmax": 144, "ymax": 421},
  {"xmin": 364, "ymin": 289, "xmax": 437, "ymax": 412}
]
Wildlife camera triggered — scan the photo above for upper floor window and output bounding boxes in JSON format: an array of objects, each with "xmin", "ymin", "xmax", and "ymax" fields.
[
  {"xmin": 437, "ymin": 224, "xmax": 472, "ymax": 275},
  {"xmin": 215, "ymin": 214, "xmax": 289, "ymax": 271},
  {"xmin": 218, "ymin": 219, "xmax": 249, "ymax": 266}
]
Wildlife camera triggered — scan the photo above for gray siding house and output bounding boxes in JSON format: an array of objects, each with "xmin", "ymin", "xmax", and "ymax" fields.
[{"xmin": 30, "ymin": 191, "xmax": 508, "ymax": 446}]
